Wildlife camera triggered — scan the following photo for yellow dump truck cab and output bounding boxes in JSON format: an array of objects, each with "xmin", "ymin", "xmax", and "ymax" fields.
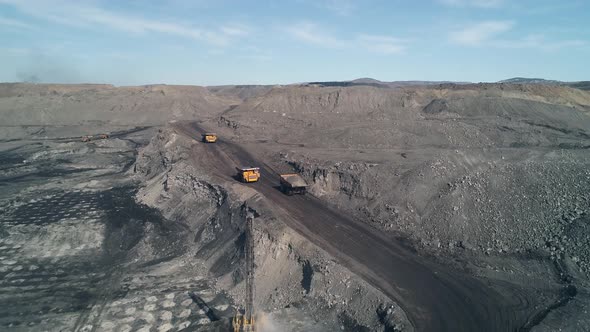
[
  {"xmin": 202, "ymin": 133, "xmax": 217, "ymax": 143},
  {"xmin": 237, "ymin": 167, "xmax": 260, "ymax": 183}
]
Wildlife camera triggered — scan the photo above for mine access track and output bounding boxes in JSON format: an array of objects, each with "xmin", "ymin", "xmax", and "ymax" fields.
[{"xmin": 174, "ymin": 121, "xmax": 534, "ymax": 332}]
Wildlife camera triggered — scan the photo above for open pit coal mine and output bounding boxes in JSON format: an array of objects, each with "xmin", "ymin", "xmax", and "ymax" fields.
[{"xmin": 0, "ymin": 82, "xmax": 589, "ymax": 332}]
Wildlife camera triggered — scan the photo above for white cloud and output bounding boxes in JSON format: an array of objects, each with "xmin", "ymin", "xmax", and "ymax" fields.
[
  {"xmin": 239, "ymin": 54, "xmax": 273, "ymax": 62},
  {"xmin": 439, "ymin": 0, "xmax": 504, "ymax": 8},
  {"xmin": 322, "ymin": 0, "xmax": 356, "ymax": 16},
  {"xmin": 450, "ymin": 21, "xmax": 587, "ymax": 51},
  {"xmin": 300, "ymin": 0, "xmax": 355, "ymax": 16},
  {"xmin": 492, "ymin": 34, "xmax": 587, "ymax": 51},
  {"xmin": 356, "ymin": 35, "xmax": 407, "ymax": 54},
  {"xmin": 0, "ymin": 17, "xmax": 32, "ymax": 29},
  {"xmin": 0, "ymin": 0, "xmax": 248, "ymax": 47},
  {"xmin": 1, "ymin": 47, "xmax": 31, "ymax": 56},
  {"xmin": 450, "ymin": 20, "xmax": 514, "ymax": 45},
  {"xmin": 285, "ymin": 22, "xmax": 345, "ymax": 48},
  {"xmin": 220, "ymin": 24, "xmax": 251, "ymax": 37},
  {"xmin": 286, "ymin": 22, "xmax": 407, "ymax": 54}
]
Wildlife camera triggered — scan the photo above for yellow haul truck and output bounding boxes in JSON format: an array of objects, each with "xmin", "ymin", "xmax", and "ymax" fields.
[
  {"xmin": 279, "ymin": 174, "xmax": 307, "ymax": 195},
  {"xmin": 236, "ymin": 167, "xmax": 260, "ymax": 183},
  {"xmin": 202, "ymin": 133, "xmax": 218, "ymax": 143},
  {"xmin": 81, "ymin": 134, "xmax": 109, "ymax": 142}
]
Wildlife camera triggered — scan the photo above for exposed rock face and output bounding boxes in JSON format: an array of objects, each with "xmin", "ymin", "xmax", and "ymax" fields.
[{"xmin": 280, "ymin": 152, "xmax": 590, "ymax": 268}]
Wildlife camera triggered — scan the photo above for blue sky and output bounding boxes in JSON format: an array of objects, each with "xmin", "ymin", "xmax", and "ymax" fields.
[{"xmin": 1, "ymin": 0, "xmax": 589, "ymax": 85}]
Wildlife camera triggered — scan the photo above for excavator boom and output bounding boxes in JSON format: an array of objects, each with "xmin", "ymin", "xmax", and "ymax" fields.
[{"xmin": 233, "ymin": 212, "xmax": 256, "ymax": 331}]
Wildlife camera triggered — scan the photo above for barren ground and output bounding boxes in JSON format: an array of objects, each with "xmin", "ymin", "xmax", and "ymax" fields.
[{"xmin": 1, "ymin": 82, "xmax": 589, "ymax": 331}]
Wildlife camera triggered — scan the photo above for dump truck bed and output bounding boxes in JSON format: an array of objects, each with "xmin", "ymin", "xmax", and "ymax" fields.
[
  {"xmin": 238, "ymin": 167, "xmax": 260, "ymax": 172},
  {"xmin": 280, "ymin": 174, "xmax": 307, "ymax": 188}
]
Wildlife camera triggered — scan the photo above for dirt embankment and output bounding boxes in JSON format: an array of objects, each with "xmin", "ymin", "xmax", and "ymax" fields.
[
  {"xmin": 275, "ymin": 153, "xmax": 590, "ymax": 331},
  {"xmin": 0, "ymin": 83, "xmax": 236, "ymax": 126},
  {"xmin": 3, "ymin": 81, "xmax": 590, "ymax": 330},
  {"xmin": 0, "ymin": 126, "xmax": 225, "ymax": 331},
  {"xmin": 132, "ymin": 128, "xmax": 411, "ymax": 331},
  {"xmin": 214, "ymin": 84, "xmax": 590, "ymax": 148},
  {"xmin": 281, "ymin": 152, "xmax": 590, "ymax": 264},
  {"xmin": 209, "ymin": 83, "xmax": 590, "ymax": 272},
  {"xmin": 201, "ymin": 83, "xmax": 590, "ymax": 330}
]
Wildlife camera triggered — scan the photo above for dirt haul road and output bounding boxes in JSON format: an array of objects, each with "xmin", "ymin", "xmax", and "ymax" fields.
[{"xmin": 174, "ymin": 121, "xmax": 534, "ymax": 332}]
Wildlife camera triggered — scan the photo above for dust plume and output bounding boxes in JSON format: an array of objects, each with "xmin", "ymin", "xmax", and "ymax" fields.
[
  {"xmin": 257, "ymin": 311, "xmax": 287, "ymax": 332},
  {"xmin": 16, "ymin": 51, "xmax": 82, "ymax": 83}
]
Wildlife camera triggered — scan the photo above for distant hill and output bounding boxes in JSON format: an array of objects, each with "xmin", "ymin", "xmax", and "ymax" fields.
[
  {"xmin": 499, "ymin": 77, "xmax": 590, "ymax": 91},
  {"xmin": 499, "ymin": 77, "xmax": 562, "ymax": 84},
  {"xmin": 207, "ymin": 77, "xmax": 590, "ymax": 92},
  {"xmin": 567, "ymin": 81, "xmax": 590, "ymax": 91},
  {"xmin": 307, "ymin": 80, "xmax": 388, "ymax": 88},
  {"xmin": 307, "ymin": 78, "xmax": 470, "ymax": 88},
  {"xmin": 350, "ymin": 78, "xmax": 385, "ymax": 84}
]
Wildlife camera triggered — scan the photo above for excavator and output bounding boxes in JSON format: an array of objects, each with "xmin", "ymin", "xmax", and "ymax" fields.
[{"xmin": 233, "ymin": 212, "xmax": 256, "ymax": 331}]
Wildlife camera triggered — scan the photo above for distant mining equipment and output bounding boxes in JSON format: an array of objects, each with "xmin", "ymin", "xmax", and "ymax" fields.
[
  {"xmin": 81, "ymin": 133, "xmax": 109, "ymax": 142},
  {"xmin": 233, "ymin": 211, "xmax": 256, "ymax": 332}
]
